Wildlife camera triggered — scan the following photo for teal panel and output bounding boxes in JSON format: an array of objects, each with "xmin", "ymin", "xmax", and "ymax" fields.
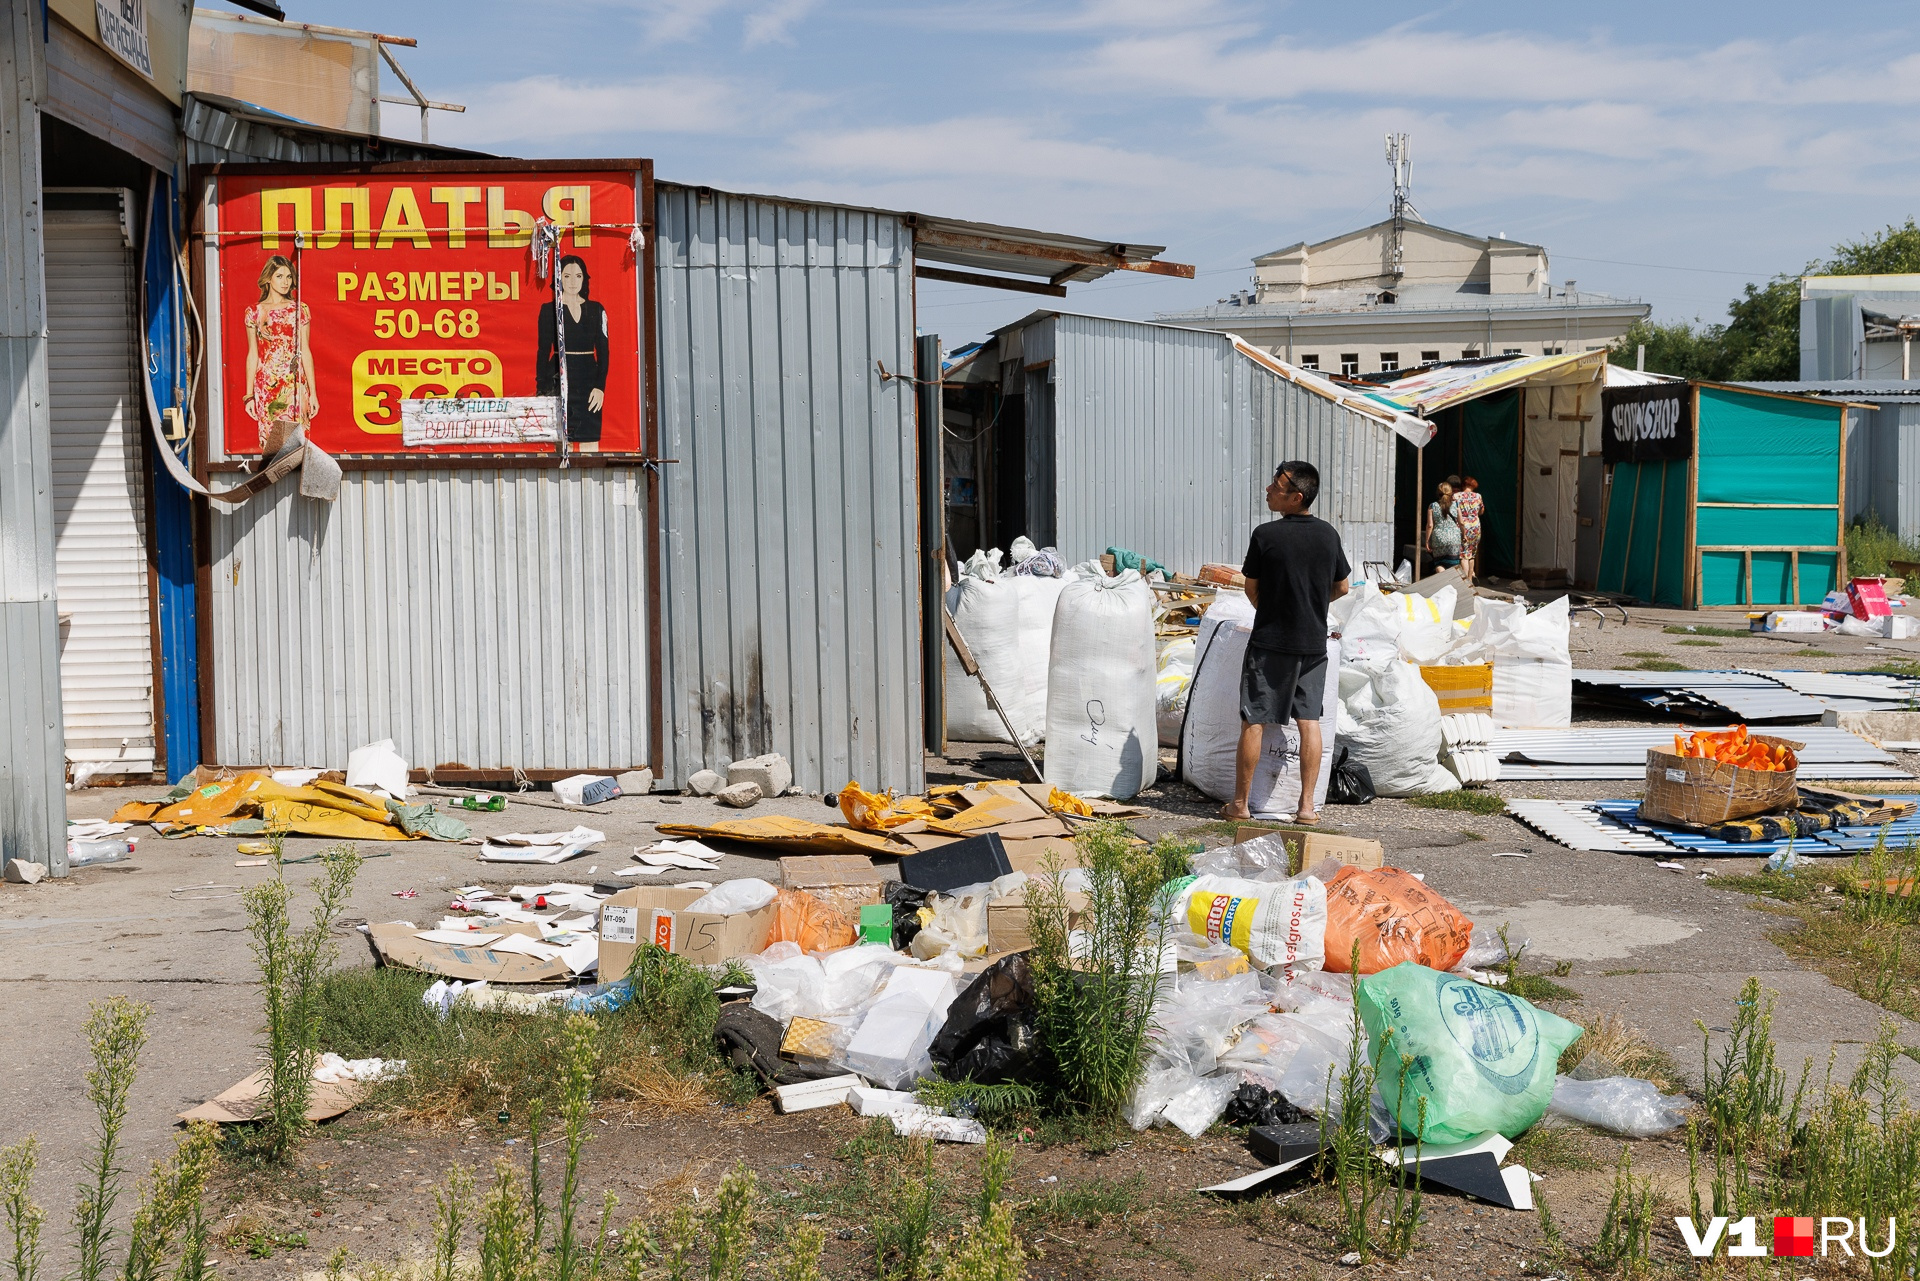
[
  {"xmin": 1654, "ymin": 466, "xmax": 1689, "ymax": 606},
  {"xmin": 1700, "ymin": 550, "xmax": 1747, "ymax": 606},
  {"xmin": 1695, "ymin": 506, "xmax": 1840, "ymax": 548},
  {"xmin": 1624, "ymin": 463, "xmax": 1669, "ymax": 599},
  {"xmin": 1751, "ymin": 552, "xmax": 1794, "ymax": 606},
  {"xmin": 1597, "ymin": 462, "xmax": 1639, "ymax": 593},
  {"xmin": 1696, "ymin": 387, "xmax": 1841, "ymax": 507},
  {"xmin": 1800, "ymin": 552, "xmax": 1839, "ymax": 601},
  {"xmin": 1462, "ymin": 392, "xmax": 1519, "ymax": 577}
]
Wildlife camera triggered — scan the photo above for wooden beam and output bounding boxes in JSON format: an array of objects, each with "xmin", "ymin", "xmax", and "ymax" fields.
[
  {"xmin": 914, "ymin": 227, "xmax": 1196, "ymax": 278},
  {"xmin": 913, "ymin": 266, "xmax": 1067, "ymax": 297}
]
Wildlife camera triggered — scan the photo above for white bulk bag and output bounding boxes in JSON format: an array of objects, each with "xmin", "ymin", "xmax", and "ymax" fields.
[
  {"xmin": 1335, "ymin": 659, "xmax": 1458, "ymax": 797},
  {"xmin": 943, "ymin": 571, "xmax": 1065, "ymax": 744},
  {"xmin": 1181, "ymin": 623, "xmax": 1341, "ymax": 818},
  {"xmin": 1450, "ymin": 596, "xmax": 1573, "ymax": 729},
  {"xmin": 1044, "ymin": 562, "xmax": 1159, "ymax": 799}
]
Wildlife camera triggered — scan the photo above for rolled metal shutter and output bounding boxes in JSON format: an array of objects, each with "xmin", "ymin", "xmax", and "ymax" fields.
[{"xmin": 46, "ymin": 206, "xmax": 158, "ymax": 777}]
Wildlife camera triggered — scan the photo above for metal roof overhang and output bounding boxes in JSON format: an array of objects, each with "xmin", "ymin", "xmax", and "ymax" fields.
[{"xmin": 910, "ymin": 215, "xmax": 1194, "ymax": 297}]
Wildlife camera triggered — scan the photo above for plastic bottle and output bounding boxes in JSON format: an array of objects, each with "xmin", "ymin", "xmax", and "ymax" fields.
[{"xmin": 68, "ymin": 838, "xmax": 136, "ymax": 868}]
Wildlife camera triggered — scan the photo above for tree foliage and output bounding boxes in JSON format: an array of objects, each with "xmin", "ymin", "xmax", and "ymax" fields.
[{"xmin": 1611, "ymin": 218, "xmax": 1920, "ymax": 381}]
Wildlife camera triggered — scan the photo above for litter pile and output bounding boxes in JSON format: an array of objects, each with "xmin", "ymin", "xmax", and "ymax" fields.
[{"xmin": 355, "ymin": 817, "xmax": 1684, "ymax": 1204}]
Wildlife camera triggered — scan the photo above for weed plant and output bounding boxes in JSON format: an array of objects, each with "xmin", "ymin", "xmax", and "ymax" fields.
[
  {"xmin": 1591, "ymin": 1146, "xmax": 1656, "ymax": 1273},
  {"xmin": 241, "ymin": 844, "xmax": 361, "ymax": 1161},
  {"xmin": 1, "ymin": 1137, "xmax": 44, "ymax": 1281},
  {"xmin": 1847, "ymin": 514, "xmax": 1920, "ymax": 578},
  {"xmin": 1318, "ymin": 957, "xmax": 1422, "ymax": 1264},
  {"xmin": 74, "ymin": 997, "xmax": 149, "ymax": 1281},
  {"xmin": 1026, "ymin": 822, "xmax": 1173, "ymax": 1122}
]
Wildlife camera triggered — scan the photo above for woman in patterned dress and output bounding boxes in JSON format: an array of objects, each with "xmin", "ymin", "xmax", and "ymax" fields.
[
  {"xmin": 1452, "ymin": 473, "xmax": 1485, "ymax": 581},
  {"xmin": 242, "ymin": 255, "xmax": 317, "ymax": 448}
]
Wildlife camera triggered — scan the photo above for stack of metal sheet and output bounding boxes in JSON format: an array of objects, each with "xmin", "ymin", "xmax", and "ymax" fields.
[
  {"xmin": 1747, "ymin": 670, "xmax": 1920, "ymax": 713},
  {"xmin": 1504, "ymin": 799, "xmax": 1682, "ymax": 854},
  {"xmin": 1586, "ymin": 799, "xmax": 1808, "ymax": 856},
  {"xmin": 1494, "ymin": 725, "xmax": 1911, "ymax": 781},
  {"xmin": 1572, "ymin": 670, "xmax": 1828, "ymax": 722}
]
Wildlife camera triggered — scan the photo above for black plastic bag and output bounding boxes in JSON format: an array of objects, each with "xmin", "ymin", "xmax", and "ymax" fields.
[
  {"xmin": 928, "ymin": 952, "xmax": 1037, "ymax": 1084},
  {"xmin": 884, "ymin": 880, "xmax": 932, "ymax": 950},
  {"xmin": 1223, "ymin": 1082, "xmax": 1312, "ymax": 1128},
  {"xmin": 1327, "ymin": 744, "xmax": 1376, "ymax": 805}
]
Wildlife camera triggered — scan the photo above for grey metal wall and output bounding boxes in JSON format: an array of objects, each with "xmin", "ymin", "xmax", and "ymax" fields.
[
  {"xmin": 1046, "ymin": 313, "xmax": 1395, "ymax": 573},
  {"xmin": 209, "ymin": 468, "xmax": 651, "ymax": 772},
  {"xmin": 1843, "ymin": 399, "xmax": 1920, "ymax": 542},
  {"xmin": 1, "ymin": 0, "xmax": 70, "ymax": 875},
  {"xmin": 654, "ymin": 184, "xmax": 922, "ymax": 794}
]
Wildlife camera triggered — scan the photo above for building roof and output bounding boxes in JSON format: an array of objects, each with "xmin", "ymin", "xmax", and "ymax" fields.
[
  {"xmin": 1739, "ymin": 380, "xmax": 1920, "ymax": 400},
  {"xmin": 1158, "ymin": 285, "xmax": 1644, "ymax": 323},
  {"xmin": 1254, "ymin": 217, "xmax": 1543, "ymax": 264}
]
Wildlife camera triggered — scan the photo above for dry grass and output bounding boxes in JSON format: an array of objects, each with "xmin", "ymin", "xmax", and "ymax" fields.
[
  {"xmin": 601, "ymin": 1052, "xmax": 716, "ymax": 1116},
  {"xmin": 1572, "ymin": 1012, "xmax": 1686, "ymax": 1092}
]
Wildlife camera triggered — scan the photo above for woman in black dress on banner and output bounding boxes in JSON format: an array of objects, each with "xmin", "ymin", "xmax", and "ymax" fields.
[{"xmin": 535, "ymin": 254, "xmax": 610, "ymax": 444}]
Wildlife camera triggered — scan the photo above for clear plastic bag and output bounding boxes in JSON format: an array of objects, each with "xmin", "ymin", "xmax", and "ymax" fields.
[
  {"xmin": 1159, "ymin": 1072, "xmax": 1242, "ymax": 1138},
  {"xmin": 771, "ymin": 887, "xmax": 857, "ymax": 952},
  {"xmin": 1546, "ymin": 1075, "xmax": 1690, "ymax": 1137},
  {"xmin": 908, "ymin": 883, "xmax": 993, "ymax": 960}
]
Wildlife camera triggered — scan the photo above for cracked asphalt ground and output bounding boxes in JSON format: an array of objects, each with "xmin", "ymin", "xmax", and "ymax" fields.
[{"xmin": 3, "ymin": 601, "xmax": 1917, "ymax": 1266}]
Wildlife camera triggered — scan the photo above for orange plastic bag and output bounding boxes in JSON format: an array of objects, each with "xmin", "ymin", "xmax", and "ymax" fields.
[
  {"xmin": 1322, "ymin": 866, "xmax": 1472, "ymax": 974},
  {"xmin": 770, "ymin": 888, "xmax": 857, "ymax": 953}
]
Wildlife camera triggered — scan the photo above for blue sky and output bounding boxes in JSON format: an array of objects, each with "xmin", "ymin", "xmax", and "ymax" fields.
[{"xmin": 234, "ymin": 0, "xmax": 1920, "ymax": 346}]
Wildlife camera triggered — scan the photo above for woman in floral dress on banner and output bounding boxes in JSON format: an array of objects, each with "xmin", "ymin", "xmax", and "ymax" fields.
[
  {"xmin": 243, "ymin": 254, "xmax": 317, "ymax": 455},
  {"xmin": 1450, "ymin": 473, "xmax": 1485, "ymax": 580}
]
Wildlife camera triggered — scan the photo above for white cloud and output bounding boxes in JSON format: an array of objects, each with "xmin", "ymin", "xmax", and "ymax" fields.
[
  {"xmin": 742, "ymin": 0, "xmax": 817, "ymax": 45},
  {"xmin": 441, "ymin": 73, "xmax": 781, "ymax": 146}
]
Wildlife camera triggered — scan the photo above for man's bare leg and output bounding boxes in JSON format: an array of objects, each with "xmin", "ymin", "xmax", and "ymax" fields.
[
  {"xmin": 1295, "ymin": 717, "xmax": 1324, "ymax": 822},
  {"xmin": 1220, "ymin": 720, "xmax": 1264, "ymax": 819}
]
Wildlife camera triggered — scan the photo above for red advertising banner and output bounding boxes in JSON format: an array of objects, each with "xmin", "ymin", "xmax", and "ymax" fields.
[{"xmin": 212, "ymin": 169, "xmax": 644, "ymax": 456}]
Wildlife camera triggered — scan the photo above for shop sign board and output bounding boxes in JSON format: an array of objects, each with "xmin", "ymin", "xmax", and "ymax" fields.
[
  {"xmin": 1601, "ymin": 383, "xmax": 1692, "ymax": 464},
  {"xmin": 210, "ymin": 168, "xmax": 646, "ymax": 457}
]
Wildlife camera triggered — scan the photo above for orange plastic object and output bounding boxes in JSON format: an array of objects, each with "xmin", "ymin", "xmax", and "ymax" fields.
[
  {"xmin": 1673, "ymin": 725, "xmax": 1797, "ymax": 772},
  {"xmin": 838, "ymin": 781, "xmax": 934, "ymax": 830},
  {"xmin": 1322, "ymin": 866, "xmax": 1473, "ymax": 975},
  {"xmin": 770, "ymin": 887, "xmax": 856, "ymax": 953}
]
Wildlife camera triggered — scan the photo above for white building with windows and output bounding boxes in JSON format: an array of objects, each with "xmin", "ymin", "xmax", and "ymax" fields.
[{"xmin": 1158, "ymin": 217, "xmax": 1648, "ymax": 376}]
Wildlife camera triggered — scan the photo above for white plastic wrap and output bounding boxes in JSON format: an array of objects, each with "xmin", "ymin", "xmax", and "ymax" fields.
[
  {"xmin": 1043, "ymin": 562, "xmax": 1159, "ymax": 799},
  {"xmin": 1335, "ymin": 660, "xmax": 1458, "ymax": 797},
  {"xmin": 1180, "ymin": 602, "xmax": 1340, "ymax": 817},
  {"xmin": 684, "ymin": 878, "xmax": 779, "ymax": 915},
  {"xmin": 1159, "ymin": 1073, "xmax": 1242, "ymax": 1138}
]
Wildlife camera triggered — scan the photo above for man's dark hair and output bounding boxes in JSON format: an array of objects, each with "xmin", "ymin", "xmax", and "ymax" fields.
[{"xmin": 1276, "ymin": 460, "xmax": 1320, "ymax": 508}]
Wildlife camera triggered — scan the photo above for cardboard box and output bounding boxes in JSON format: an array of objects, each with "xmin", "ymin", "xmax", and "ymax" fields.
[
  {"xmin": 986, "ymin": 889, "xmax": 1089, "ymax": 954},
  {"xmin": 1001, "ymin": 836, "xmax": 1082, "ymax": 876},
  {"xmin": 597, "ymin": 886, "xmax": 778, "ymax": 975},
  {"xmin": 780, "ymin": 854, "xmax": 887, "ymax": 924},
  {"xmin": 1850, "ymin": 577, "xmax": 1893, "ymax": 620},
  {"xmin": 1235, "ymin": 827, "xmax": 1384, "ymax": 875}
]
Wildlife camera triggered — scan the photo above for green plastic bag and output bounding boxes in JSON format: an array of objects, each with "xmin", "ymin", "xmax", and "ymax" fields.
[{"xmin": 1357, "ymin": 961, "xmax": 1583, "ymax": 1144}]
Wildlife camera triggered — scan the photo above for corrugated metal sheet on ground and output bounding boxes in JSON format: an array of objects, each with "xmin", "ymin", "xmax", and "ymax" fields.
[
  {"xmin": 1746, "ymin": 670, "xmax": 1920, "ymax": 708},
  {"xmin": 1572, "ymin": 670, "xmax": 1825, "ymax": 723},
  {"xmin": 1588, "ymin": 800, "xmax": 1807, "ymax": 856},
  {"xmin": 1504, "ymin": 799, "xmax": 1680, "ymax": 853},
  {"xmin": 1809, "ymin": 819, "xmax": 1920, "ymax": 851},
  {"xmin": 1495, "ymin": 726, "xmax": 1911, "ymax": 780}
]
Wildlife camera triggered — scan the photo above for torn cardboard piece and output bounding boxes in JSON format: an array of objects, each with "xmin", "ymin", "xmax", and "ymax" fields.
[
  {"xmin": 480, "ymin": 827, "xmax": 605, "ymax": 863},
  {"xmin": 367, "ymin": 921, "xmax": 580, "ymax": 983},
  {"xmin": 177, "ymin": 1053, "xmax": 397, "ymax": 1124},
  {"xmin": 655, "ymin": 816, "xmax": 907, "ymax": 857}
]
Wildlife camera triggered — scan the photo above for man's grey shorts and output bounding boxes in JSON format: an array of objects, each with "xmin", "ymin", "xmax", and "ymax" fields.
[{"xmin": 1239, "ymin": 647, "xmax": 1327, "ymax": 725}]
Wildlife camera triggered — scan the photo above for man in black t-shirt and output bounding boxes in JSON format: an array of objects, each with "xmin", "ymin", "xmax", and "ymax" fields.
[{"xmin": 1223, "ymin": 460, "xmax": 1351, "ymax": 822}]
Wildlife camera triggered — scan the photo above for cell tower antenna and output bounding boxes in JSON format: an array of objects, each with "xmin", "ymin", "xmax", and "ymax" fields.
[{"xmin": 1384, "ymin": 133, "xmax": 1419, "ymax": 281}]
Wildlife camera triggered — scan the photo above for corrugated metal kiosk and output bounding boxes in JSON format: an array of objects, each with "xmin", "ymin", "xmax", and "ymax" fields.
[
  {"xmin": 191, "ymin": 163, "xmax": 1189, "ymax": 796},
  {"xmin": 1596, "ymin": 383, "xmax": 1851, "ymax": 608},
  {"xmin": 939, "ymin": 311, "xmax": 1423, "ymax": 574}
]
